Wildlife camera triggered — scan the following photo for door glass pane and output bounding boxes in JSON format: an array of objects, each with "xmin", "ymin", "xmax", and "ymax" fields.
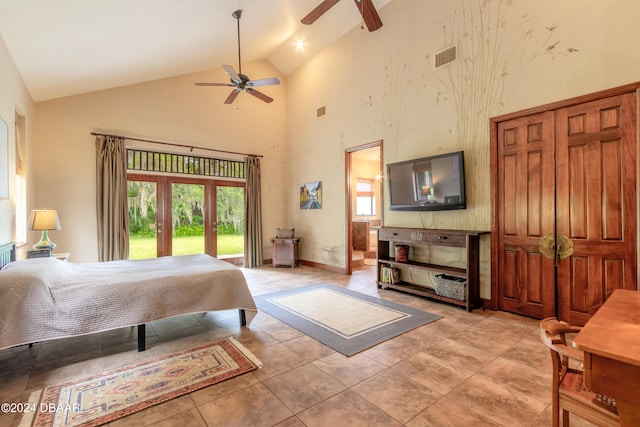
[
  {"xmin": 216, "ymin": 186, "xmax": 244, "ymax": 259},
  {"xmin": 172, "ymin": 183, "xmax": 205, "ymax": 256},
  {"xmin": 128, "ymin": 180, "xmax": 158, "ymax": 259}
]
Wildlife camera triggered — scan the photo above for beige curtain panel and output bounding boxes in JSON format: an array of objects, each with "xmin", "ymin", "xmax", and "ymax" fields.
[
  {"xmin": 15, "ymin": 118, "xmax": 25, "ymax": 177},
  {"xmin": 244, "ymin": 155, "xmax": 263, "ymax": 267},
  {"xmin": 95, "ymin": 135, "xmax": 129, "ymax": 262}
]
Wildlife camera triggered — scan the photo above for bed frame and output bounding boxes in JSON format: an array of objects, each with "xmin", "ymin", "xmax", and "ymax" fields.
[
  {"xmin": 0, "ymin": 243, "xmax": 248, "ymax": 352},
  {"xmin": 0, "ymin": 242, "xmax": 16, "ymax": 268}
]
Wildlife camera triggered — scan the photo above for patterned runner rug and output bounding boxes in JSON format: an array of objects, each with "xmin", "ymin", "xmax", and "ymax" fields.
[
  {"xmin": 19, "ymin": 337, "xmax": 261, "ymax": 427},
  {"xmin": 254, "ymin": 283, "xmax": 441, "ymax": 356}
]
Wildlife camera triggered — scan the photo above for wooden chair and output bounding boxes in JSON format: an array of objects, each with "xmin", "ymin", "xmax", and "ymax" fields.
[{"xmin": 539, "ymin": 317, "xmax": 619, "ymax": 427}]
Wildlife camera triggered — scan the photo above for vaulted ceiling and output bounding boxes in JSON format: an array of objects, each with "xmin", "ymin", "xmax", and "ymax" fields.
[{"xmin": 0, "ymin": 0, "xmax": 392, "ymax": 101}]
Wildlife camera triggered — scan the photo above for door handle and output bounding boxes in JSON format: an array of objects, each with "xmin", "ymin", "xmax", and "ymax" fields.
[{"xmin": 539, "ymin": 233, "xmax": 574, "ymax": 265}]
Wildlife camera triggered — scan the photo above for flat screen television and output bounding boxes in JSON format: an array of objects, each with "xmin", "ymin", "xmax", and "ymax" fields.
[{"xmin": 387, "ymin": 151, "xmax": 466, "ymax": 211}]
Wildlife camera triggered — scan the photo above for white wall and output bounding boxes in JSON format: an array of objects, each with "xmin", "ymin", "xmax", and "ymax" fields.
[
  {"xmin": 0, "ymin": 34, "xmax": 34, "ymax": 247},
  {"xmin": 286, "ymin": 0, "xmax": 640, "ymax": 296},
  {"xmin": 32, "ymin": 62, "xmax": 287, "ymax": 262}
]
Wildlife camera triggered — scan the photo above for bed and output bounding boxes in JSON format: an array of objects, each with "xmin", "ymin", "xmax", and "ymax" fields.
[{"xmin": 0, "ymin": 242, "xmax": 257, "ymax": 351}]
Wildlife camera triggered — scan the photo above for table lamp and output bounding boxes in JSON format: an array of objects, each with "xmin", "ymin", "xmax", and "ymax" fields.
[{"xmin": 28, "ymin": 209, "xmax": 61, "ymax": 250}]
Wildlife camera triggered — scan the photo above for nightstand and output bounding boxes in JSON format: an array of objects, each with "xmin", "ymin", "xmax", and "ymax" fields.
[{"xmin": 271, "ymin": 238, "xmax": 300, "ymax": 268}]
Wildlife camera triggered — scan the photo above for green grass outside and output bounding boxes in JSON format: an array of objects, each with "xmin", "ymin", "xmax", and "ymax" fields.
[{"xmin": 129, "ymin": 234, "xmax": 244, "ymax": 260}]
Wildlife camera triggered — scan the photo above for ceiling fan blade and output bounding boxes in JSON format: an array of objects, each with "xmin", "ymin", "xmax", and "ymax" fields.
[
  {"xmin": 247, "ymin": 77, "xmax": 280, "ymax": 87},
  {"xmin": 195, "ymin": 82, "xmax": 233, "ymax": 87},
  {"xmin": 301, "ymin": 0, "xmax": 341, "ymax": 25},
  {"xmin": 246, "ymin": 88, "xmax": 274, "ymax": 103},
  {"xmin": 222, "ymin": 65, "xmax": 242, "ymax": 84},
  {"xmin": 355, "ymin": 0, "xmax": 383, "ymax": 31},
  {"xmin": 224, "ymin": 89, "xmax": 242, "ymax": 104}
]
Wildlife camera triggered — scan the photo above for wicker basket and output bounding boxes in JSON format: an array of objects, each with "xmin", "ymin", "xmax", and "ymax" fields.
[
  {"xmin": 434, "ymin": 274, "xmax": 467, "ymax": 301},
  {"xmin": 394, "ymin": 245, "xmax": 409, "ymax": 263},
  {"xmin": 276, "ymin": 228, "xmax": 295, "ymax": 239}
]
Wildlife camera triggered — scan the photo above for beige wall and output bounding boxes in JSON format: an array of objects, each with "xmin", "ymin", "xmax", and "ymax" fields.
[
  {"xmin": 286, "ymin": 0, "xmax": 640, "ymax": 296},
  {"xmin": 32, "ymin": 62, "xmax": 287, "ymax": 262},
  {"xmin": 0, "ymin": 34, "xmax": 34, "ymax": 246},
  {"xmin": 5, "ymin": 0, "xmax": 640, "ymax": 299}
]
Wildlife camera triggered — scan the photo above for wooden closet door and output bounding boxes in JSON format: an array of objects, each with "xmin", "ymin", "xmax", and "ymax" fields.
[
  {"xmin": 555, "ymin": 93, "xmax": 637, "ymax": 326},
  {"xmin": 497, "ymin": 111, "xmax": 557, "ymax": 318}
]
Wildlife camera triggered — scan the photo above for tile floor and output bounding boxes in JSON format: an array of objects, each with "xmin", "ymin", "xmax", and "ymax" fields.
[{"xmin": 0, "ymin": 263, "xmax": 597, "ymax": 426}]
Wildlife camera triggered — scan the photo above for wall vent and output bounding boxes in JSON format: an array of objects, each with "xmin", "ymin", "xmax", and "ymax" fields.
[
  {"xmin": 317, "ymin": 106, "xmax": 326, "ymax": 118},
  {"xmin": 434, "ymin": 45, "xmax": 457, "ymax": 68}
]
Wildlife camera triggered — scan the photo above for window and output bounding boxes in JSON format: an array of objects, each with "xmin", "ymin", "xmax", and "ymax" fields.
[{"xmin": 356, "ymin": 178, "xmax": 376, "ymax": 216}]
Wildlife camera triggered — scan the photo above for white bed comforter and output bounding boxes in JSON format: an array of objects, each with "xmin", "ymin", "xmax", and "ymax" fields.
[{"xmin": 0, "ymin": 254, "xmax": 257, "ymax": 350}]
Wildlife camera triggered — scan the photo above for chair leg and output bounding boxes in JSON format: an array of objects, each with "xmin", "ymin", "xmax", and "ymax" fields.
[
  {"xmin": 552, "ymin": 404, "xmax": 559, "ymax": 427},
  {"xmin": 552, "ymin": 389, "xmax": 560, "ymax": 427},
  {"xmin": 561, "ymin": 408, "xmax": 570, "ymax": 426}
]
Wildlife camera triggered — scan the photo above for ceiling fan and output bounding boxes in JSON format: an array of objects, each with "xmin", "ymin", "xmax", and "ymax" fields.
[
  {"xmin": 301, "ymin": 0, "xmax": 383, "ymax": 32},
  {"xmin": 195, "ymin": 10, "xmax": 280, "ymax": 104}
]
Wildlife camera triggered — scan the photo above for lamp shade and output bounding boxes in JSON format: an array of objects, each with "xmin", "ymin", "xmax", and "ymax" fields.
[{"xmin": 28, "ymin": 209, "xmax": 61, "ymax": 231}]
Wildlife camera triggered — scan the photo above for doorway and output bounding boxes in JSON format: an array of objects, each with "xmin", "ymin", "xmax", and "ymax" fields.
[
  {"xmin": 127, "ymin": 174, "xmax": 245, "ymax": 264},
  {"xmin": 491, "ymin": 85, "xmax": 638, "ymax": 325},
  {"xmin": 346, "ymin": 141, "xmax": 383, "ymax": 274}
]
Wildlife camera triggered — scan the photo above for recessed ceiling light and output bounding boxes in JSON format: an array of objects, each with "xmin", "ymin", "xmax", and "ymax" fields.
[{"xmin": 295, "ymin": 39, "xmax": 305, "ymax": 50}]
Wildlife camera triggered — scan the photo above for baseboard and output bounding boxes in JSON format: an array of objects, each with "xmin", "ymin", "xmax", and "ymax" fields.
[{"xmin": 299, "ymin": 259, "xmax": 347, "ymax": 274}]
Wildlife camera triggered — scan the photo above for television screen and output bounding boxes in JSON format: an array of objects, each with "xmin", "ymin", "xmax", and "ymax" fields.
[{"xmin": 387, "ymin": 151, "xmax": 466, "ymax": 211}]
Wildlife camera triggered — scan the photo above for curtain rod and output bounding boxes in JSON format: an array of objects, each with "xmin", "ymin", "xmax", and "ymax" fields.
[{"xmin": 90, "ymin": 132, "xmax": 262, "ymax": 158}]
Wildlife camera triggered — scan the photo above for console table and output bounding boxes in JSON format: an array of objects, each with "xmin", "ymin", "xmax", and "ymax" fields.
[{"xmin": 376, "ymin": 227, "xmax": 489, "ymax": 311}]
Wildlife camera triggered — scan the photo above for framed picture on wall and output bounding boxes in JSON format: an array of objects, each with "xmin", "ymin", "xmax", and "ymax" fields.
[
  {"xmin": 0, "ymin": 116, "xmax": 8, "ymax": 199},
  {"xmin": 300, "ymin": 181, "xmax": 322, "ymax": 209}
]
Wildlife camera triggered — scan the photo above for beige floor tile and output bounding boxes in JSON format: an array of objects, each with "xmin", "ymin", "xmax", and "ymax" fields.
[
  {"xmin": 312, "ymin": 351, "xmax": 386, "ymax": 387},
  {"xmin": 189, "ymin": 372, "xmax": 260, "ymax": 407},
  {"xmin": 109, "ymin": 395, "xmax": 196, "ymax": 426},
  {"xmin": 273, "ymin": 416, "xmax": 306, "ymax": 426},
  {"xmin": 250, "ymin": 343, "xmax": 307, "ymax": 381},
  {"xmin": 281, "ymin": 334, "xmax": 335, "ymax": 361},
  {"xmin": 446, "ymin": 374, "xmax": 548, "ymax": 426},
  {"xmin": 390, "ymin": 351, "xmax": 471, "ymax": 395},
  {"xmin": 262, "ymin": 363, "xmax": 346, "ymax": 413},
  {"xmin": 146, "ymin": 407, "xmax": 207, "ymax": 427},
  {"xmin": 351, "ymin": 369, "xmax": 442, "ymax": 423},
  {"xmin": 421, "ymin": 338, "xmax": 497, "ymax": 377},
  {"xmin": 297, "ymin": 389, "xmax": 402, "ymax": 426},
  {"xmin": 480, "ymin": 356, "xmax": 551, "ymax": 403},
  {"xmin": 260, "ymin": 321, "xmax": 305, "ymax": 342},
  {"xmin": 197, "ymin": 382, "xmax": 293, "ymax": 427},
  {"xmin": 407, "ymin": 396, "xmax": 503, "ymax": 426}
]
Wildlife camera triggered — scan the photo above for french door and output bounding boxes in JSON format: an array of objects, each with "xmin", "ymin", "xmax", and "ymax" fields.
[
  {"xmin": 127, "ymin": 174, "xmax": 244, "ymax": 263},
  {"xmin": 494, "ymin": 90, "xmax": 637, "ymax": 325}
]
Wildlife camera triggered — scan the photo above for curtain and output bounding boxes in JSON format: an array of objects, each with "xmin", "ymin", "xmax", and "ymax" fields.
[
  {"xmin": 244, "ymin": 156, "xmax": 263, "ymax": 267},
  {"xmin": 95, "ymin": 135, "xmax": 129, "ymax": 261},
  {"xmin": 15, "ymin": 117, "xmax": 25, "ymax": 176},
  {"xmin": 15, "ymin": 116, "xmax": 27, "ymax": 243}
]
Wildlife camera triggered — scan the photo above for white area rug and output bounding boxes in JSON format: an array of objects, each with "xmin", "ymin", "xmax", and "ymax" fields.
[{"xmin": 254, "ymin": 283, "xmax": 441, "ymax": 356}]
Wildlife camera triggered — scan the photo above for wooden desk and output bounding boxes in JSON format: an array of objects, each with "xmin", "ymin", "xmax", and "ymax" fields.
[{"xmin": 574, "ymin": 289, "xmax": 640, "ymax": 426}]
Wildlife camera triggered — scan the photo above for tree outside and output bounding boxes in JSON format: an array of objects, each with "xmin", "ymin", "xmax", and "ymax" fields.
[{"xmin": 127, "ymin": 181, "xmax": 244, "ymax": 259}]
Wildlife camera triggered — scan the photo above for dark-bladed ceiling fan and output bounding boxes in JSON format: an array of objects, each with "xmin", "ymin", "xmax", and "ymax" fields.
[
  {"xmin": 301, "ymin": 0, "xmax": 383, "ymax": 32},
  {"xmin": 195, "ymin": 9, "xmax": 280, "ymax": 104}
]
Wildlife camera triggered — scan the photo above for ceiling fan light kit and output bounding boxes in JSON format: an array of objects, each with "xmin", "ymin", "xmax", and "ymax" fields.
[
  {"xmin": 301, "ymin": 0, "xmax": 383, "ymax": 32},
  {"xmin": 195, "ymin": 9, "xmax": 280, "ymax": 104}
]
